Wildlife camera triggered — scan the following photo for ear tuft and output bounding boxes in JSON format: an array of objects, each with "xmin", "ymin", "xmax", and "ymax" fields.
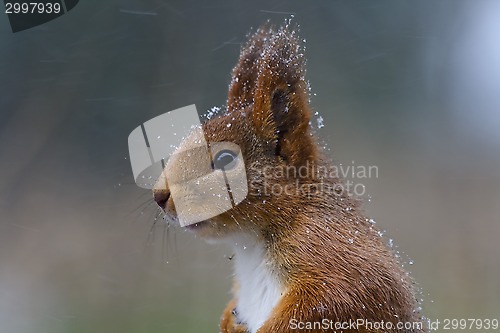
[
  {"xmin": 227, "ymin": 23, "xmax": 273, "ymax": 112},
  {"xmin": 228, "ymin": 22, "xmax": 316, "ymax": 166}
]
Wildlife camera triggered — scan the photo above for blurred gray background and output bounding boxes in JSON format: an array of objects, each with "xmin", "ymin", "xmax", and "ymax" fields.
[{"xmin": 1, "ymin": 1, "xmax": 499, "ymax": 332}]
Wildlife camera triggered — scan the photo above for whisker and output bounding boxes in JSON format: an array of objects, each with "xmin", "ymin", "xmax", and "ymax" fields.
[
  {"xmin": 129, "ymin": 198, "xmax": 155, "ymax": 214},
  {"xmin": 146, "ymin": 213, "xmax": 160, "ymax": 247}
]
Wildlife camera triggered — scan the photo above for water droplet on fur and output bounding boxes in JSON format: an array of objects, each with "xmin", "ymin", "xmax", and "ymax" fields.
[
  {"xmin": 316, "ymin": 116, "xmax": 324, "ymax": 128},
  {"xmin": 227, "ymin": 123, "xmax": 232, "ymax": 128}
]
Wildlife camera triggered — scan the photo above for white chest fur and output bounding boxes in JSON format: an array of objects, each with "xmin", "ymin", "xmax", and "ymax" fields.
[{"xmin": 233, "ymin": 242, "xmax": 284, "ymax": 333}]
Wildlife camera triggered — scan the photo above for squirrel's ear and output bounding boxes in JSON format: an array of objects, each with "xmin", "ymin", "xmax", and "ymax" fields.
[
  {"xmin": 234, "ymin": 24, "xmax": 316, "ymax": 166},
  {"xmin": 227, "ymin": 26, "xmax": 270, "ymax": 111}
]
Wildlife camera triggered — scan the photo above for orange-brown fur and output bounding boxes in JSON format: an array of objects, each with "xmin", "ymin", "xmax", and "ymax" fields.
[{"xmin": 154, "ymin": 23, "xmax": 425, "ymax": 333}]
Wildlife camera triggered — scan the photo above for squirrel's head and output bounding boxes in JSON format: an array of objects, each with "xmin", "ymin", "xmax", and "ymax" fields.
[{"xmin": 154, "ymin": 24, "xmax": 320, "ymax": 240}]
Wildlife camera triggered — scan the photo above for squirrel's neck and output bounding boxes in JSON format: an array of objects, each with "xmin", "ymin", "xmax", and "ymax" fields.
[{"xmin": 232, "ymin": 237, "xmax": 284, "ymax": 333}]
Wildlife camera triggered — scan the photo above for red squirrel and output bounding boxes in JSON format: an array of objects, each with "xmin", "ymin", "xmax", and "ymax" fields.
[{"xmin": 153, "ymin": 23, "xmax": 426, "ymax": 333}]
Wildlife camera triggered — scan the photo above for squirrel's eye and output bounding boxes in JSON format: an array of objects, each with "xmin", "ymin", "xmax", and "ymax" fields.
[{"xmin": 212, "ymin": 149, "xmax": 238, "ymax": 171}]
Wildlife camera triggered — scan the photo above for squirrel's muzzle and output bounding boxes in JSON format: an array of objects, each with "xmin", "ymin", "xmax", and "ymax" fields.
[{"xmin": 153, "ymin": 188, "xmax": 170, "ymax": 210}]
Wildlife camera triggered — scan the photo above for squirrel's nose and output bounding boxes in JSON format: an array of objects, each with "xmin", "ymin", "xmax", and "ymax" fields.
[{"xmin": 153, "ymin": 188, "xmax": 170, "ymax": 210}]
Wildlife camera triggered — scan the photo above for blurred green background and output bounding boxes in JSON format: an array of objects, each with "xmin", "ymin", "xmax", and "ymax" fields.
[{"xmin": 1, "ymin": 1, "xmax": 499, "ymax": 332}]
